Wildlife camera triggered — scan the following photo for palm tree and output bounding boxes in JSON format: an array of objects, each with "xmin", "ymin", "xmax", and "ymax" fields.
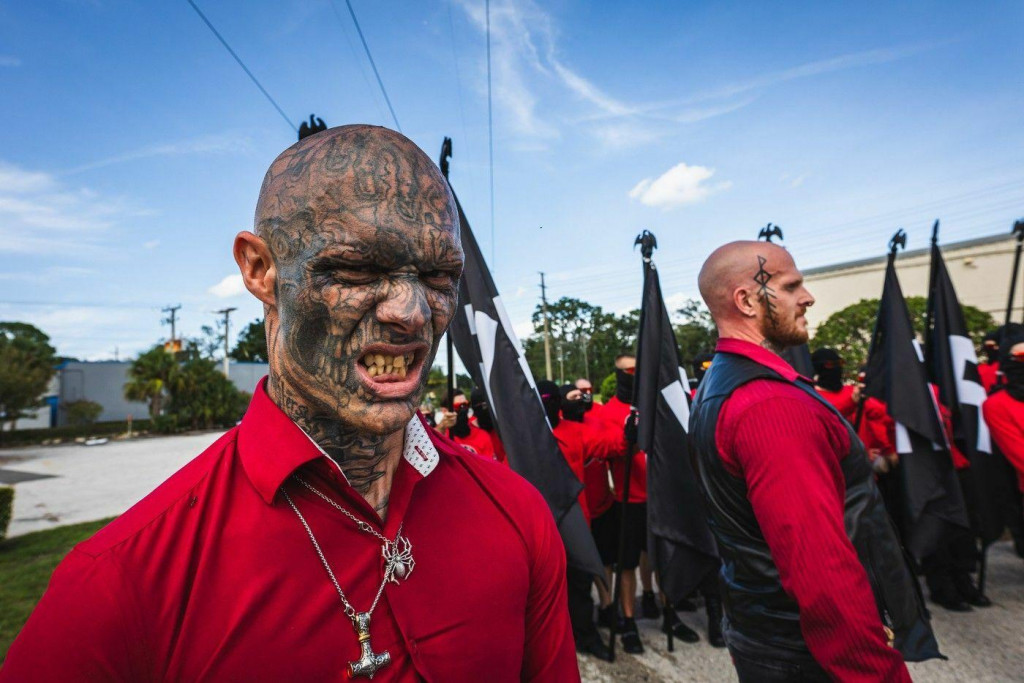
[{"xmin": 124, "ymin": 345, "xmax": 176, "ymax": 417}]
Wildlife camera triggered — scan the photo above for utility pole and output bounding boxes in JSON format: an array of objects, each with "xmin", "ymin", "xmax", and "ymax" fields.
[
  {"xmin": 539, "ymin": 272, "xmax": 553, "ymax": 380},
  {"xmin": 162, "ymin": 305, "xmax": 181, "ymax": 347},
  {"xmin": 215, "ymin": 307, "xmax": 237, "ymax": 378}
]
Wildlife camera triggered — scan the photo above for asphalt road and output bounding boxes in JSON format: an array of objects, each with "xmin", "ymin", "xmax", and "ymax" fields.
[{"xmin": 3, "ymin": 433, "xmax": 1022, "ymax": 681}]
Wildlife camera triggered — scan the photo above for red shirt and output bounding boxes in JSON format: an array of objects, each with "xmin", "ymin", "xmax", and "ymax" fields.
[
  {"xmin": 591, "ymin": 396, "xmax": 647, "ymax": 503},
  {"xmin": 714, "ymin": 338, "xmax": 910, "ymax": 683},
  {"xmin": 2, "ymin": 380, "xmax": 578, "ymax": 683},
  {"xmin": 580, "ymin": 412, "xmax": 614, "ymax": 518},
  {"xmin": 978, "ymin": 362, "xmax": 999, "ymax": 394},
  {"xmin": 552, "ymin": 418, "xmax": 627, "ymax": 523},
  {"xmin": 983, "ymin": 390, "xmax": 1024, "ymax": 492},
  {"xmin": 452, "ymin": 424, "xmax": 495, "ymax": 461},
  {"xmin": 816, "ymin": 385, "xmax": 858, "ymax": 423}
]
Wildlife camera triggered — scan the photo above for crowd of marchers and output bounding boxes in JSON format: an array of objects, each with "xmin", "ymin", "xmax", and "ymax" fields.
[{"xmin": 426, "ymin": 323, "xmax": 1024, "ymax": 663}]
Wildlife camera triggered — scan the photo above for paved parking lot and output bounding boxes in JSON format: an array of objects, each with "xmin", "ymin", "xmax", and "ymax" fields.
[{"xmin": 3, "ymin": 434, "xmax": 1022, "ymax": 681}]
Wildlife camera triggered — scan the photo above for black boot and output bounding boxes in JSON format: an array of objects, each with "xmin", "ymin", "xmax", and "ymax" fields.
[
  {"xmin": 930, "ymin": 578, "xmax": 972, "ymax": 612},
  {"xmin": 576, "ymin": 635, "xmax": 613, "ymax": 662},
  {"xmin": 596, "ymin": 604, "xmax": 616, "ymax": 630},
  {"xmin": 661, "ymin": 609, "xmax": 700, "ymax": 643},
  {"xmin": 705, "ymin": 596, "xmax": 726, "ymax": 648},
  {"xmin": 620, "ymin": 618, "xmax": 644, "ymax": 654},
  {"xmin": 641, "ymin": 590, "xmax": 661, "ymax": 619},
  {"xmin": 952, "ymin": 573, "xmax": 992, "ymax": 608},
  {"xmin": 674, "ymin": 596, "xmax": 698, "ymax": 612}
]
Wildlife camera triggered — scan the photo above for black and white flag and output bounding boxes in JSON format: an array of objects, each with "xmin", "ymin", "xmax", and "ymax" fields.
[
  {"xmin": 441, "ymin": 144, "xmax": 604, "ymax": 578},
  {"xmin": 864, "ymin": 252, "xmax": 970, "ymax": 560},
  {"xmin": 927, "ymin": 237, "xmax": 1014, "ymax": 545},
  {"xmin": 635, "ymin": 232, "xmax": 719, "ymax": 604}
]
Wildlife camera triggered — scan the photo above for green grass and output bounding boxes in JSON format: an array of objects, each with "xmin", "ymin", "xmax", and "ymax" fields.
[{"xmin": 0, "ymin": 518, "xmax": 113, "ymax": 663}]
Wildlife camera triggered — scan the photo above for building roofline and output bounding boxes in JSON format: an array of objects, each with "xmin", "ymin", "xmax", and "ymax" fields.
[{"xmin": 803, "ymin": 232, "xmax": 1015, "ymax": 277}]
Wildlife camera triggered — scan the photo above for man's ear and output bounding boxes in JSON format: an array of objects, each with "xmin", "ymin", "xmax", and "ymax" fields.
[
  {"xmin": 733, "ymin": 286, "xmax": 758, "ymax": 318},
  {"xmin": 233, "ymin": 231, "xmax": 276, "ymax": 307}
]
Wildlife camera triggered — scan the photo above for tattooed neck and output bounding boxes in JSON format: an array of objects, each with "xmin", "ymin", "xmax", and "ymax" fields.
[
  {"xmin": 759, "ymin": 338, "xmax": 786, "ymax": 356},
  {"xmin": 269, "ymin": 376, "xmax": 403, "ymax": 518}
]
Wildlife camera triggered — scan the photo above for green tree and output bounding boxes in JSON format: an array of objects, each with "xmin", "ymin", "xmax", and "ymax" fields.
[
  {"xmin": 0, "ymin": 322, "xmax": 57, "ymax": 432},
  {"xmin": 812, "ymin": 296, "xmax": 996, "ymax": 374},
  {"xmin": 124, "ymin": 345, "xmax": 177, "ymax": 417},
  {"xmin": 65, "ymin": 400, "xmax": 103, "ymax": 426},
  {"xmin": 230, "ymin": 318, "xmax": 268, "ymax": 362},
  {"xmin": 166, "ymin": 344, "xmax": 250, "ymax": 430},
  {"xmin": 673, "ymin": 298, "xmax": 718, "ymax": 364},
  {"xmin": 523, "ymin": 297, "xmax": 639, "ymax": 385}
]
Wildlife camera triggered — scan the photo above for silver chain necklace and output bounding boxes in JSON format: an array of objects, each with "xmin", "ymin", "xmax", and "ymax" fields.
[{"xmin": 282, "ymin": 475, "xmax": 415, "ymax": 679}]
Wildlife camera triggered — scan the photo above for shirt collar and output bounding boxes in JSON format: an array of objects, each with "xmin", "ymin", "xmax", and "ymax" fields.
[
  {"xmin": 238, "ymin": 378, "xmax": 440, "ymax": 504},
  {"xmin": 714, "ymin": 337, "xmax": 812, "ymax": 384}
]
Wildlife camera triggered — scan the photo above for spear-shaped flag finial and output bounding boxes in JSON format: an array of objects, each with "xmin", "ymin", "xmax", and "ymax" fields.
[{"xmin": 439, "ymin": 137, "xmax": 453, "ymax": 179}]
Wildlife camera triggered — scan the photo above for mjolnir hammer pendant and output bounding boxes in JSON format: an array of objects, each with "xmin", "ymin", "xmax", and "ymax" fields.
[{"xmin": 348, "ymin": 612, "xmax": 391, "ymax": 679}]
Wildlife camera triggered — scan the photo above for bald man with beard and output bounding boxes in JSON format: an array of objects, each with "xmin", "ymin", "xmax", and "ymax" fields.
[
  {"xmin": 688, "ymin": 242, "xmax": 937, "ymax": 682},
  {"xmin": 3, "ymin": 126, "xmax": 578, "ymax": 682}
]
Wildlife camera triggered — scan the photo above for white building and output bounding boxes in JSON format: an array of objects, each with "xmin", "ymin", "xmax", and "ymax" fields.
[{"xmin": 804, "ymin": 232, "xmax": 1022, "ymax": 335}]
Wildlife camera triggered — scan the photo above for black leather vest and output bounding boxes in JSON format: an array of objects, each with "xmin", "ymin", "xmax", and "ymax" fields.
[{"xmin": 690, "ymin": 351, "xmax": 941, "ymax": 661}]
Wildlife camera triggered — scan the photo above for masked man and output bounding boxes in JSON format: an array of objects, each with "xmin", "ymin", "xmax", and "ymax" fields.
[
  {"xmin": 983, "ymin": 324, "xmax": 1024, "ymax": 495},
  {"xmin": 690, "ymin": 241, "xmax": 937, "ymax": 682},
  {"xmin": 2, "ymin": 126, "xmax": 578, "ymax": 682}
]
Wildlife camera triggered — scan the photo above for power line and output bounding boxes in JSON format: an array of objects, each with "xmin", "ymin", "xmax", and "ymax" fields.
[
  {"xmin": 485, "ymin": 0, "xmax": 496, "ymax": 271},
  {"xmin": 185, "ymin": 0, "xmax": 297, "ymax": 133},
  {"xmin": 326, "ymin": 0, "xmax": 389, "ymax": 124},
  {"xmin": 341, "ymin": 0, "xmax": 401, "ymax": 132}
]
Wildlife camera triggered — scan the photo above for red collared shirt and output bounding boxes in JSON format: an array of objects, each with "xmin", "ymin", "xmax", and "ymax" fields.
[
  {"xmin": 816, "ymin": 384, "xmax": 857, "ymax": 423},
  {"xmin": 581, "ymin": 412, "xmax": 614, "ymax": 518},
  {"xmin": 451, "ymin": 424, "xmax": 496, "ymax": 460},
  {"xmin": 591, "ymin": 396, "xmax": 647, "ymax": 503},
  {"xmin": 551, "ymin": 417, "xmax": 627, "ymax": 523},
  {"xmin": 714, "ymin": 338, "xmax": 910, "ymax": 683},
  {"xmin": 3, "ymin": 380, "xmax": 579, "ymax": 683}
]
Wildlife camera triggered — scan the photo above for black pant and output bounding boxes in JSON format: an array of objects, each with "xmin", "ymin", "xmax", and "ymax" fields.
[
  {"xmin": 566, "ymin": 566, "xmax": 600, "ymax": 647},
  {"xmin": 922, "ymin": 524, "xmax": 978, "ymax": 594},
  {"xmin": 728, "ymin": 645, "xmax": 830, "ymax": 683}
]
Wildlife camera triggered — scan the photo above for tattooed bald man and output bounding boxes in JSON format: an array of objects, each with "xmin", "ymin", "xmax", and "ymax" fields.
[
  {"xmin": 688, "ymin": 241, "xmax": 939, "ymax": 682},
  {"xmin": 3, "ymin": 126, "xmax": 579, "ymax": 683}
]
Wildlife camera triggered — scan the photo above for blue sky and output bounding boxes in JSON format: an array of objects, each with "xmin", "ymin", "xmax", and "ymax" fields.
[{"xmin": 1, "ymin": 0, "xmax": 1022, "ymax": 363}]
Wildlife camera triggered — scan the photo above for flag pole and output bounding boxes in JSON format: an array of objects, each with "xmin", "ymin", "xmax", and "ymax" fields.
[
  {"xmin": 924, "ymin": 220, "xmax": 940, "ymax": 367},
  {"xmin": 1006, "ymin": 219, "xmax": 1024, "ymax": 327},
  {"xmin": 438, "ymin": 137, "xmax": 457, "ymax": 413},
  {"xmin": 856, "ymin": 230, "xmax": 906, "ymax": 432}
]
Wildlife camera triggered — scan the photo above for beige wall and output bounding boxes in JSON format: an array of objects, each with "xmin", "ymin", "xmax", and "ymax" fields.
[{"xmin": 803, "ymin": 234, "xmax": 1022, "ymax": 335}]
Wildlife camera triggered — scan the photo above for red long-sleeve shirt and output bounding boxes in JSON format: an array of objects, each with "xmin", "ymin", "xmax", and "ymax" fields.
[
  {"xmin": 580, "ymin": 412, "xmax": 615, "ymax": 518},
  {"xmin": 816, "ymin": 384, "xmax": 858, "ymax": 423},
  {"xmin": 552, "ymin": 418, "xmax": 628, "ymax": 523},
  {"xmin": 452, "ymin": 424, "xmax": 496, "ymax": 460},
  {"xmin": 715, "ymin": 338, "xmax": 911, "ymax": 682},
  {"xmin": 978, "ymin": 362, "xmax": 999, "ymax": 394},
  {"xmin": 983, "ymin": 390, "xmax": 1024, "ymax": 492},
  {"xmin": 2, "ymin": 381, "xmax": 578, "ymax": 682},
  {"xmin": 591, "ymin": 396, "xmax": 647, "ymax": 503}
]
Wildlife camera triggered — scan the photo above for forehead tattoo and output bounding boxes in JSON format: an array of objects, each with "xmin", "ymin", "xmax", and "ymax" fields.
[{"xmin": 255, "ymin": 126, "xmax": 460, "ymax": 265}]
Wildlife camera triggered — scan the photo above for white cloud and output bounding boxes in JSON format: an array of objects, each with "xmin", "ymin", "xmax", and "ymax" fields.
[
  {"xmin": 208, "ymin": 274, "xmax": 246, "ymax": 298},
  {"xmin": 64, "ymin": 133, "xmax": 253, "ymax": 175},
  {"xmin": 0, "ymin": 55, "xmax": 20, "ymax": 67},
  {"xmin": 629, "ymin": 163, "xmax": 732, "ymax": 209},
  {"xmin": 0, "ymin": 162, "xmax": 141, "ymax": 253}
]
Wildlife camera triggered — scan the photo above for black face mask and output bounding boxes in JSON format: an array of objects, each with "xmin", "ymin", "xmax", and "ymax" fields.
[
  {"xmin": 815, "ymin": 367, "xmax": 843, "ymax": 393},
  {"xmin": 1003, "ymin": 361, "xmax": 1024, "ymax": 401},
  {"xmin": 451, "ymin": 404, "xmax": 471, "ymax": 438},
  {"xmin": 561, "ymin": 399, "xmax": 587, "ymax": 423},
  {"xmin": 579, "ymin": 392, "xmax": 593, "ymax": 412},
  {"xmin": 982, "ymin": 344, "xmax": 999, "ymax": 364},
  {"xmin": 615, "ymin": 368, "xmax": 634, "ymax": 403},
  {"xmin": 472, "ymin": 402, "xmax": 494, "ymax": 431}
]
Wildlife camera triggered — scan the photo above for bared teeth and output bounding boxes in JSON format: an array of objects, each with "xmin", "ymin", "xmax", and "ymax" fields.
[{"xmin": 362, "ymin": 352, "xmax": 414, "ymax": 377}]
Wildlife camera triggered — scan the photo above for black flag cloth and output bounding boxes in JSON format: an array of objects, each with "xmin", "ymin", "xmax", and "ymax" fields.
[
  {"xmin": 927, "ymin": 242, "xmax": 1014, "ymax": 546},
  {"xmin": 635, "ymin": 243, "xmax": 719, "ymax": 604},
  {"xmin": 444, "ymin": 187, "xmax": 604, "ymax": 580},
  {"xmin": 864, "ymin": 257, "xmax": 970, "ymax": 560}
]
